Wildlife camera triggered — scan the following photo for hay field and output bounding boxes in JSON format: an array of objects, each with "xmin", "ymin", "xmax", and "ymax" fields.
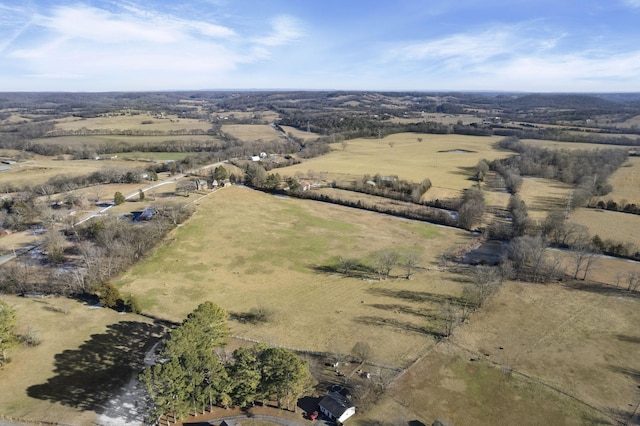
[
  {"xmin": 54, "ymin": 114, "xmax": 210, "ymax": 133},
  {"xmin": 280, "ymin": 125, "xmax": 321, "ymax": 141},
  {"xmin": 595, "ymin": 157, "xmax": 640, "ymax": 204},
  {"xmin": 220, "ymin": 124, "xmax": 283, "ymax": 141},
  {"xmin": 0, "ymin": 156, "xmax": 148, "ymax": 189},
  {"xmin": 569, "ymin": 208, "xmax": 640, "ymax": 246},
  {"xmin": 117, "ymin": 186, "xmax": 473, "ymax": 367},
  {"xmin": 521, "ymin": 138, "xmax": 636, "ymax": 151},
  {"xmin": 32, "ymin": 134, "xmax": 220, "ymax": 149},
  {"xmin": 0, "ymin": 295, "xmax": 159, "ymax": 425},
  {"xmin": 361, "ymin": 279, "xmax": 640, "ymax": 425},
  {"xmin": 516, "ymin": 177, "xmax": 574, "ymax": 220},
  {"xmin": 279, "ymin": 133, "xmax": 509, "ymax": 199}
]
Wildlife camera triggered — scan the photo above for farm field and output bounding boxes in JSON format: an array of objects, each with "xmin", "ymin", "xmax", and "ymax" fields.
[
  {"xmin": 360, "ymin": 279, "xmax": 640, "ymax": 426},
  {"xmin": 116, "ymin": 186, "xmax": 473, "ymax": 367},
  {"xmin": 0, "ymin": 295, "xmax": 161, "ymax": 425},
  {"xmin": 280, "ymin": 125, "xmax": 321, "ymax": 141},
  {"xmin": 279, "ymin": 133, "xmax": 510, "ymax": 200},
  {"xmin": 595, "ymin": 156, "xmax": 640, "ymax": 204},
  {"xmin": 0, "ymin": 155, "xmax": 149, "ymax": 189},
  {"xmin": 54, "ymin": 113, "xmax": 211, "ymax": 133},
  {"xmin": 521, "ymin": 138, "xmax": 637, "ymax": 151},
  {"xmin": 31, "ymin": 134, "xmax": 220, "ymax": 149},
  {"xmin": 516, "ymin": 177, "xmax": 574, "ymax": 220},
  {"xmin": 221, "ymin": 124, "xmax": 284, "ymax": 141},
  {"xmin": 568, "ymin": 208, "xmax": 640, "ymax": 248}
]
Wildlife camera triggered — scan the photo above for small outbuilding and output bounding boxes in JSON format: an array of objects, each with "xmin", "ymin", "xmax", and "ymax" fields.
[{"xmin": 319, "ymin": 392, "xmax": 355, "ymax": 424}]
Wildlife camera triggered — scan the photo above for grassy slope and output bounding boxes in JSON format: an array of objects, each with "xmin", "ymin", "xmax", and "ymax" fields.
[{"xmin": 117, "ymin": 186, "xmax": 472, "ymax": 367}]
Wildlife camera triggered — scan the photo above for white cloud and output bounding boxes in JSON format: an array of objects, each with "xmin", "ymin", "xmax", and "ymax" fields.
[
  {"xmin": 254, "ymin": 15, "xmax": 303, "ymax": 47},
  {"xmin": 623, "ymin": 0, "xmax": 640, "ymax": 8}
]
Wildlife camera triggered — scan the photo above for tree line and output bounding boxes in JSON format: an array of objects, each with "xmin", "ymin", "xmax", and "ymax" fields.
[{"xmin": 140, "ymin": 301, "xmax": 313, "ymax": 424}]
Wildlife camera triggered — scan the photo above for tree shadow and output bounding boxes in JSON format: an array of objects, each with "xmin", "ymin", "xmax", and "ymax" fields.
[
  {"xmin": 368, "ymin": 303, "xmax": 440, "ymax": 321},
  {"xmin": 565, "ymin": 281, "xmax": 640, "ymax": 300},
  {"xmin": 311, "ymin": 262, "xmax": 376, "ymax": 280},
  {"xmin": 367, "ymin": 287, "xmax": 468, "ymax": 305},
  {"xmin": 616, "ymin": 334, "xmax": 640, "ymax": 345},
  {"xmin": 27, "ymin": 320, "xmax": 164, "ymax": 420},
  {"xmin": 353, "ymin": 315, "xmax": 444, "ymax": 338}
]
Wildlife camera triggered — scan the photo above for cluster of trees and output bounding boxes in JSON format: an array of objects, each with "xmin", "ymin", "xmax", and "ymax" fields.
[
  {"xmin": 140, "ymin": 302, "xmax": 313, "ymax": 423},
  {"xmin": 292, "ymin": 189, "xmax": 456, "ymax": 227},
  {"xmin": 457, "ymin": 187, "xmax": 485, "ymax": 230},
  {"xmin": 0, "ymin": 299, "xmax": 17, "ymax": 368},
  {"xmin": 588, "ymin": 198, "xmax": 640, "ymax": 216},
  {"xmin": 332, "ymin": 250, "xmax": 421, "ymax": 280},
  {"xmin": 0, "ymin": 202, "xmax": 194, "ymax": 298},
  {"xmin": 492, "ymin": 137, "xmax": 627, "ymax": 205},
  {"xmin": 343, "ymin": 174, "xmax": 432, "ymax": 204}
]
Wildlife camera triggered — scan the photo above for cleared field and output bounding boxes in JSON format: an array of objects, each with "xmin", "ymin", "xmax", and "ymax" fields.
[
  {"xmin": 31, "ymin": 134, "xmax": 220, "ymax": 149},
  {"xmin": 595, "ymin": 157, "xmax": 640, "ymax": 204},
  {"xmin": 0, "ymin": 156, "xmax": 149, "ymax": 189},
  {"xmin": 517, "ymin": 177, "xmax": 574, "ymax": 220},
  {"xmin": 117, "ymin": 186, "xmax": 473, "ymax": 367},
  {"xmin": 361, "ymin": 279, "xmax": 640, "ymax": 425},
  {"xmin": 569, "ymin": 208, "xmax": 640, "ymax": 246},
  {"xmin": 54, "ymin": 113, "xmax": 211, "ymax": 132},
  {"xmin": 0, "ymin": 295, "xmax": 160, "ymax": 425},
  {"xmin": 280, "ymin": 125, "xmax": 322, "ymax": 141},
  {"xmin": 279, "ymin": 133, "xmax": 509, "ymax": 200},
  {"xmin": 521, "ymin": 138, "xmax": 636, "ymax": 151},
  {"xmin": 220, "ymin": 124, "xmax": 283, "ymax": 141}
]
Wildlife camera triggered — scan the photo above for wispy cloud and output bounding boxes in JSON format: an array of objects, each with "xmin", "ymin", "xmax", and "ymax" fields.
[
  {"xmin": 623, "ymin": 0, "xmax": 640, "ymax": 8},
  {"xmin": 254, "ymin": 15, "xmax": 303, "ymax": 47}
]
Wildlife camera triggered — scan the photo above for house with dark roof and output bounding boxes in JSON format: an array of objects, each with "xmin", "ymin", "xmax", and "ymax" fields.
[{"xmin": 319, "ymin": 391, "xmax": 355, "ymax": 424}]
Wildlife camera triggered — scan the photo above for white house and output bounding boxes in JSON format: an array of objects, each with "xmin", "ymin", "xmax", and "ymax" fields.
[{"xmin": 318, "ymin": 392, "xmax": 355, "ymax": 424}]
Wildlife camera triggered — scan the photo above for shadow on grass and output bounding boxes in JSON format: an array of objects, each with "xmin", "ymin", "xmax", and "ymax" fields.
[
  {"xmin": 368, "ymin": 303, "xmax": 440, "ymax": 320},
  {"xmin": 311, "ymin": 262, "xmax": 377, "ymax": 280},
  {"xmin": 616, "ymin": 334, "xmax": 640, "ymax": 345},
  {"xmin": 367, "ymin": 287, "xmax": 469, "ymax": 305},
  {"xmin": 565, "ymin": 281, "xmax": 640, "ymax": 300},
  {"xmin": 354, "ymin": 315, "xmax": 444, "ymax": 338},
  {"xmin": 27, "ymin": 320, "xmax": 163, "ymax": 419}
]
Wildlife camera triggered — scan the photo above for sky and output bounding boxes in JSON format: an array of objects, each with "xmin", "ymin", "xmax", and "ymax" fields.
[{"xmin": 1, "ymin": 0, "xmax": 640, "ymax": 92}]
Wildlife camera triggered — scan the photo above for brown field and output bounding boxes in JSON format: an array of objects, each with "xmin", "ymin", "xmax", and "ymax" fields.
[
  {"xmin": 279, "ymin": 133, "xmax": 510, "ymax": 200},
  {"xmin": 521, "ymin": 138, "xmax": 637, "ymax": 151},
  {"xmin": 595, "ymin": 156, "xmax": 640, "ymax": 204},
  {"xmin": 568, "ymin": 208, "xmax": 640, "ymax": 247},
  {"xmin": 117, "ymin": 186, "xmax": 473, "ymax": 367},
  {"xmin": 0, "ymin": 295, "xmax": 159, "ymax": 425},
  {"xmin": 515, "ymin": 177, "xmax": 574, "ymax": 220},
  {"xmin": 213, "ymin": 110, "xmax": 280, "ymax": 122},
  {"xmin": 31, "ymin": 134, "xmax": 220, "ymax": 149},
  {"xmin": 54, "ymin": 113, "xmax": 211, "ymax": 133},
  {"xmin": 360, "ymin": 278, "xmax": 640, "ymax": 425},
  {"xmin": 220, "ymin": 124, "xmax": 283, "ymax": 141},
  {"xmin": 0, "ymin": 155, "xmax": 149, "ymax": 189},
  {"xmin": 280, "ymin": 125, "xmax": 322, "ymax": 141}
]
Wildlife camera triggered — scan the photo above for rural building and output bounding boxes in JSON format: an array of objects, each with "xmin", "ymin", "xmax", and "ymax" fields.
[
  {"xmin": 250, "ymin": 155, "xmax": 260, "ymax": 162},
  {"xmin": 300, "ymin": 180, "xmax": 312, "ymax": 191},
  {"xmin": 318, "ymin": 392, "xmax": 355, "ymax": 424},
  {"xmin": 219, "ymin": 420, "xmax": 238, "ymax": 426}
]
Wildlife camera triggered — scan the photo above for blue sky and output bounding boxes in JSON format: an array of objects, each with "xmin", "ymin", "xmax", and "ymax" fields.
[{"xmin": 1, "ymin": 0, "xmax": 640, "ymax": 92}]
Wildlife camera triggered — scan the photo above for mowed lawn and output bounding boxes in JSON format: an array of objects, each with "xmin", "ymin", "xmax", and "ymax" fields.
[
  {"xmin": 117, "ymin": 186, "xmax": 473, "ymax": 367},
  {"xmin": 360, "ymin": 280, "xmax": 640, "ymax": 426},
  {"xmin": 0, "ymin": 295, "xmax": 160, "ymax": 425},
  {"xmin": 279, "ymin": 133, "xmax": 511, "ymax": 200}
]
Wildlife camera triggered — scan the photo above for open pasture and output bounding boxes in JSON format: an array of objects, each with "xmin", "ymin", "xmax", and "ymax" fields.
[
  {"xmin": 54, "ymin": 113, "xmax": 211, "ymax": 133},
  {"xmin": 0, "ymin": 295, "xmax": 160, "ymax": 425},
  {"xmin": 361, "ymin": 279, "xmax": 640, "ymax": 425},
  {"xmin": 0, "ymin": 155, "xmax": 149, "ymax": 189},
  {"xmin": 516, "ymin": 177, "xmax": 573, "ymax": 220},
  {"xmin": 220, "ymin": 124, "xmax": 283, "ymax": 141},
  {"xmin": 280, "ymin": 125, "xmax": 321, "ymax": 141},
  {"xmin": 117, "ymin": 186, "xmax": 473, "ymax": 367},
  {"xmin": 521, "ymin": 138, "xmax": 637, "ymax": 151},
  {"xmin": 279, "ymin": 133, "xmax": 509, "ymax": 199},
  {"xmin": 595, "ymin": 156, "xmax": 640, "ymax": 204},
  {"xmin": 32, "ymin": 134, "xmax": 220, "ymax": 150},
  {"xmin": 568, "ymin": 208, "xmax": 640, "ymax": 248}
]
